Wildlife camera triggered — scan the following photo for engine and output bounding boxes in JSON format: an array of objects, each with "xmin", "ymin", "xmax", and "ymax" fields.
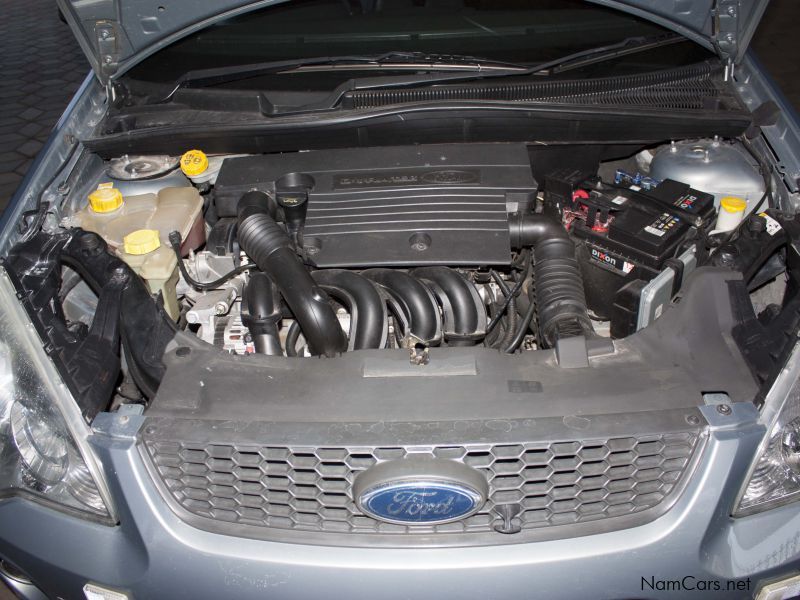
[
  {"xmin": 0, "ymin": 133, "xmax": 773, "ymax": 430},
  {"xmin": 50, "ymin": 141, "xmax": 742, "ymax": 361},
  {"xmin": 168, "ymin": 142, "xmax": 721, "ymax": 358},
  {"xmin": 172, "ymin": 143, "xmax": 603, "ymax": 357}
]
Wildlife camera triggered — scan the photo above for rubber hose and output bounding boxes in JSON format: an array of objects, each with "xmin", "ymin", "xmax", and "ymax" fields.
[
  {"xmin": 509, "ymin": 213, "xmax": 593, "ymax": 348},
  {"xmin": 242, "ymin": 272, "xmax": 282, "ymax": 356},
  {"xmin": 505, "ymin": 289, "xmax": 537, "ymax": 353},
  {"xmin": 238, "ymin": 191, "xmax": 347, "ymax": 357},
  {"xmin": 286, "ymin": 321, "xmax": 301, "ymax": 357}
]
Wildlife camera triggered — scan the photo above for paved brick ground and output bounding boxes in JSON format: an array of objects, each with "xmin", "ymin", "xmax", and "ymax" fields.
[{"xmin": 0, "ymin": 1, "xmax": 88, "ymax": 211}]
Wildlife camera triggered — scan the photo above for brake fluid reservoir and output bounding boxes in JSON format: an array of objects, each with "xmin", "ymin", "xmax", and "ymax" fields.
[
  {"xmin": 64, "ymin": 184, "xmax": 204, "ymax": 320},
  {"xmin": 715, "ymin": 196, "xmax": 747, "ymax": 233}
]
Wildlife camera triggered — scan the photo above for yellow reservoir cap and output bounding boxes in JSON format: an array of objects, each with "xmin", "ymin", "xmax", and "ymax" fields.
[
  {"xmin": 88, "ymin": 183, "xmax": 123, "ymax": 213},
  {"xmin": 123, "ymin": 229, "xmax": 161, "ymax": 255},
  {"xmin": 180, "ymin": 149, "xmax": 209, "ymax": 176},
  {"xmin": 720, "ymin": 196, "xmax": 747, "ymax": 214}
]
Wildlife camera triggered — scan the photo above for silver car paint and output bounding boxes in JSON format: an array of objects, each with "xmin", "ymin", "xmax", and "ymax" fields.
[{"xmin": 0, "ymin": 399, "xmax": 784, "ymax": 599}]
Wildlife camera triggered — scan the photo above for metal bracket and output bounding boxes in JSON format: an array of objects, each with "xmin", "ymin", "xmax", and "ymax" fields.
[
  {"xmin": 715, "ymin": 0, "xmax": 740, "ymax": 75},
  {"xmin": 698, "ymin": 401, "xmax": 758, "ymax": 431},
  {"xmin": 92, "ymin": 408, "xmax": 145, "ymax": 441},
  {"xmin": 95, "ymin": 21, "xmax": 120, "ymax": 80},
  {"xmin": 703, "ymin": 392, "xmax": 732, "ymax": 406}
]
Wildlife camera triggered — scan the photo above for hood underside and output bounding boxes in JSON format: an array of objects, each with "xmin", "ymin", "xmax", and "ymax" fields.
[{"xmin": 58, "ymin": 0, "xmax": 769, "ymax": 86}]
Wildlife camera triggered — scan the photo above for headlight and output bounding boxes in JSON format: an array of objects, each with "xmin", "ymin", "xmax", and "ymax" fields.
[
  {"xmin": 0, "ymin": 268, "xmax": 114, "ymax": 521},
  {"xmin": 736, "ymin": 343, "xmax": 800, "ymax": 516}
]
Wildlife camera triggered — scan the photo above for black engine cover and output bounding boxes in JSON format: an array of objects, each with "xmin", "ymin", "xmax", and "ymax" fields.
[{"xmin": 214, "ymin": 144, "xmax": 537, "ymax": 267}]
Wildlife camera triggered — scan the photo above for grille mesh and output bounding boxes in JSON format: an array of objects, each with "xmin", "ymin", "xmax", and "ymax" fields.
[{"xmin": 144, "ymin": 431, "xmax": 699, "ymax": 537}]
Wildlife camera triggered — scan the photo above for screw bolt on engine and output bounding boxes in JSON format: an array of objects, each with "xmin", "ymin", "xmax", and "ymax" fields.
[{"xmin": 409, "ymin": 343, "xmax": 430, "ymax": 366}]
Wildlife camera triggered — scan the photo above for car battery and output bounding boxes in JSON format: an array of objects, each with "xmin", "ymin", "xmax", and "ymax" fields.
[{"xmin": 548, "ymin": 174, "xmax": 715, "ymax": 332}]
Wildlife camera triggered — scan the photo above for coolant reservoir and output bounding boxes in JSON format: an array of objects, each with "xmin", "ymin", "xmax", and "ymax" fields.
[{"xmin": 64, "ymin": 183, "xmax": 204, "ymax": 319}]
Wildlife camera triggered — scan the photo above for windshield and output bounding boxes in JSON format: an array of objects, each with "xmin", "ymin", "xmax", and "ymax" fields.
[{"xmin": 127, "ymin": 0, "xmax": 714, "ymax": 88}]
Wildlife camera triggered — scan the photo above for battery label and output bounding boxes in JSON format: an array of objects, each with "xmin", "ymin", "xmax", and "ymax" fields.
[
  {"xmin": 674, "ymin": 193, "xmax": 700, "ymax": 211},
  {"xmin": 589, "ymin": 245, "xmax": 636, "ymax": 274},
  {"xmin": 644, "ymin": 213, "xmax": 680, "ymax": 237}
]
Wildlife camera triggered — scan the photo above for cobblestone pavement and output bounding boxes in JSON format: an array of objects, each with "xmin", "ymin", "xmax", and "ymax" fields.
[{"xmin": 0, "ymin": 1, "xmax": 88, "ymax": 211}]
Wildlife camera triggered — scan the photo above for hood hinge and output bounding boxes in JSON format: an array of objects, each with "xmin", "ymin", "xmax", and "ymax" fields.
[
  {"xmin": 714, "ymin": 0, "xmax": 740, "ymax": 69},
  {"xmin": 95, "ymin": 20, "xmax": 121, "ymax": 81}
]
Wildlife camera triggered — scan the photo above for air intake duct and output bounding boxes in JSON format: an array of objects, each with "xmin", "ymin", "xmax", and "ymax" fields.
[
  {"xmin": 237, "ymin": 191, "xmax": 347, "ymax": 357},
  {"xmin": 242, "ymin": 272, "xmax": 283, "ymax": 356},
  {"xmin": 509, "ymin": 213, "xmax": 593, "ymax": 348}
]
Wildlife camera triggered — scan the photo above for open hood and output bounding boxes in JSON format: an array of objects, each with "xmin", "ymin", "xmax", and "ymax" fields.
[{"xmin": 58, "ymin": 0, "xmax": 769, "ymax": 86}]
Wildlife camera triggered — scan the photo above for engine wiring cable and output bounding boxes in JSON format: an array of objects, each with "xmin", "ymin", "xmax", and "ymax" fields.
[
  {"xmin": 169, "ymin": 230, "xmax": 255, "ymax": 291},
  {"xmin": 485, "ymin": 250, "xmax": 531, "ymax": 334},
  {"xmin": 493, "ymin": 271, "xmax": 518, "ymax": 349},
  {"xmin": 505, "ymin": 291, "xmax": 537, "ymax": 354}
]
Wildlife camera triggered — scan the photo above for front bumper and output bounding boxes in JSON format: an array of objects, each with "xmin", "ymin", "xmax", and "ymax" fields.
[{"xmin": 0, "ymin": 403, "xmax": 798, "ymax": 600}]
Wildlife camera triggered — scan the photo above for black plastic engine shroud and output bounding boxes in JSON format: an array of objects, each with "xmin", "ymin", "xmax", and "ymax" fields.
[{"xmin": 214, "ymin": 143, "xmax": 538, "ymax": 267}]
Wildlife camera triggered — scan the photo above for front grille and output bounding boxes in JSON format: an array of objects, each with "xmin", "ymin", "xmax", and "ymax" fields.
[{"xmin": 143, "ymin": 431, "xmax": 700, "ymax": 538}]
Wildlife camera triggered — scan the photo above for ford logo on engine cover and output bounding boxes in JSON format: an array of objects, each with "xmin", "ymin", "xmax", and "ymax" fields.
[{"xmin": 353, "ymin": 458, "xmax": 488, "ymax": 525}]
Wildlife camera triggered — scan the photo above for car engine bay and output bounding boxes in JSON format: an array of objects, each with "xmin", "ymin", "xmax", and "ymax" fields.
[{"xmin": 1, "ymin": 136, "xmax": 796, "ymax": 424}]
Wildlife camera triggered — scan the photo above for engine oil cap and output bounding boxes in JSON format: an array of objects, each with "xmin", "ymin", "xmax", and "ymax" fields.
[
  {"xmin": 720, "ymin": 196, "xmax": 747, "ymax": 214},
  {"xmin": 180, "ymin": 149, "xmax": 209, "ymax": 177},
  {"xmin": 123, "ymin": 229, "xmax": 161, "ymax": 255},
  {"xmin": 88, "ymin": 182, "xmax": 123, "ymax": 213}
]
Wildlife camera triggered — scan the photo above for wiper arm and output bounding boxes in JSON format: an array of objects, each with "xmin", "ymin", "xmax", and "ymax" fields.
[
  {"xmin": 380, "ymin": 34, "xmax": 686, "ymax": 83},
  {"xmin": 157, "ymin": 34, "xmax": 687, "ymax": 108},
  {"xmin": 158, "ymin": 52, "xmax": 528, "ymax": 102},
  {"xmin": 294, "ymin": 34, "xmax": 689, "ymax": 114},
  {"xmin": 542, "ymin": 33, "xmax": 688, "ymax": 75}
]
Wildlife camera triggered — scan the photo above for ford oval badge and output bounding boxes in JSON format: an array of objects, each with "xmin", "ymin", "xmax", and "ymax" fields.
[{"xmin": 353, "ymin": 458, "xmax": 488, "ymax": 525}]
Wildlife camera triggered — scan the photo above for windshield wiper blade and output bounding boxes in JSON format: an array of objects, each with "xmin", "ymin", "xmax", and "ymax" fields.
[
  {"xmin": 359, "ymin": 51, "xmax": 530, "ymax": 71},
  {"xmin": 158, "ymin": 34, "xmax": 688, "ymax": 108},
  {"xmin": 293, "ymin": 34, "xmax": 689, "ymax": 114},
  {"xmin": 158, "ymin": 52, "xmax": 528, "ymax": 102},
  {"xmin": 402, "ymin": 33, "xmax": 688, "ymax": 82}
]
